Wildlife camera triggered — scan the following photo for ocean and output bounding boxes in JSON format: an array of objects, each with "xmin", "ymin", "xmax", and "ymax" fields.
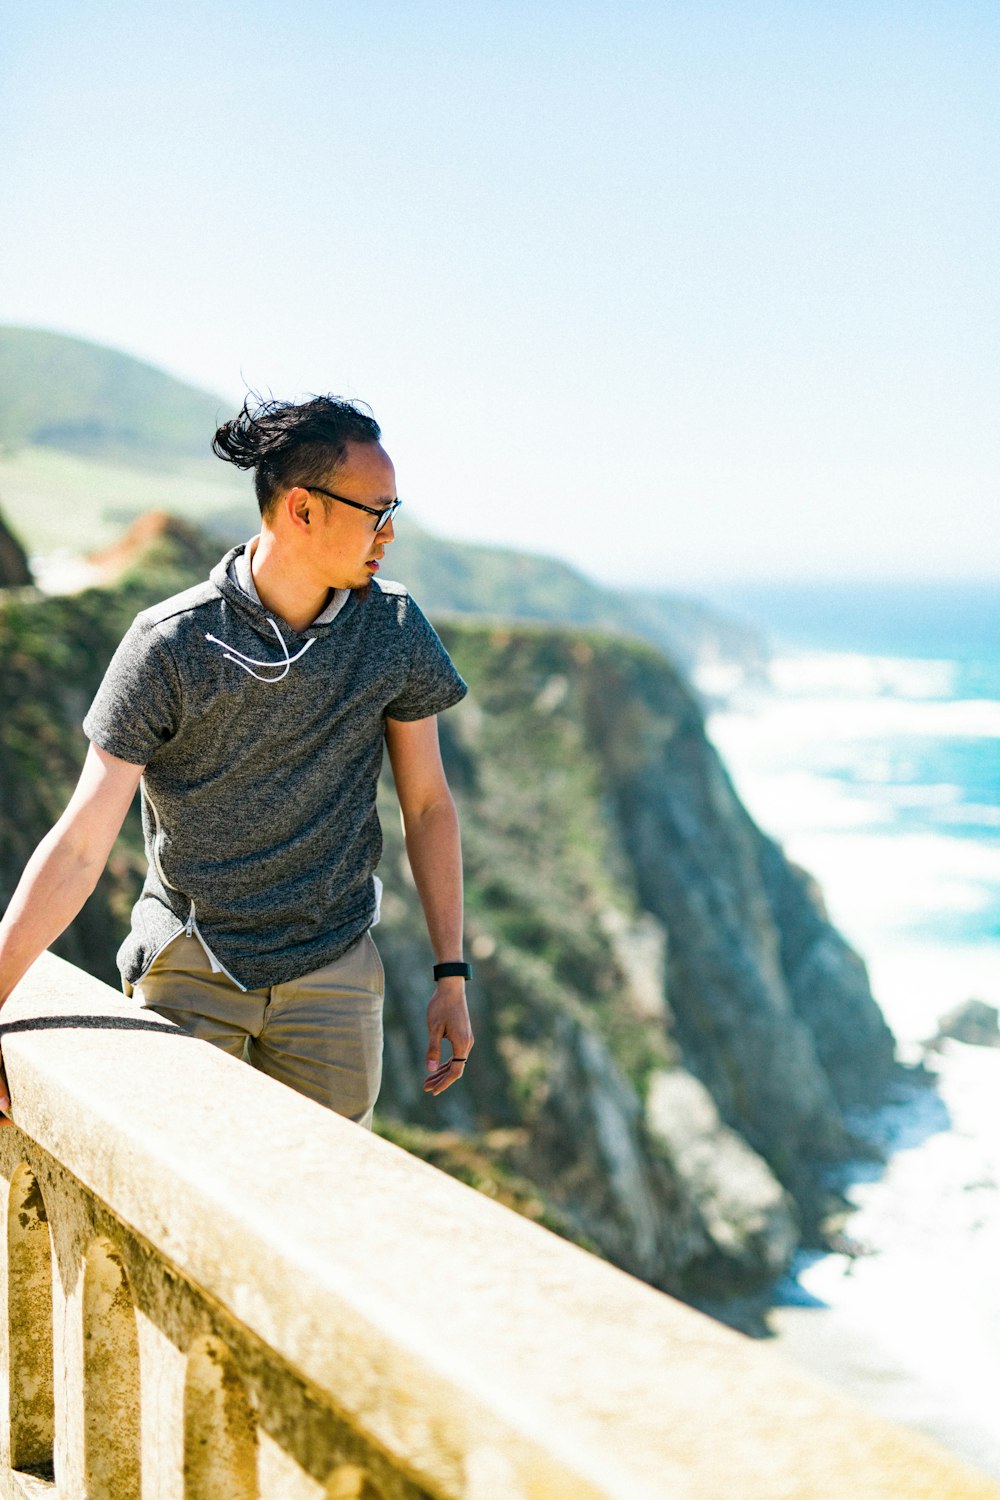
[{"xmin": 694, "ymin": 579, "xmax": 1000, "ymax": 1477}]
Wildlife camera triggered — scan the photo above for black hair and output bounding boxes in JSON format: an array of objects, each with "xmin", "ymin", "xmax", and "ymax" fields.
[{"xmin": 213, "ymin": 394, "xmax": 382, "ymax": 516}]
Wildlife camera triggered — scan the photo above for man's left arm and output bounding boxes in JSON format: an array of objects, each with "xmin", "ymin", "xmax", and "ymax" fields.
[{"xmin": 384, "ymin": 714, "xmax": 473, "ymax": 1096}]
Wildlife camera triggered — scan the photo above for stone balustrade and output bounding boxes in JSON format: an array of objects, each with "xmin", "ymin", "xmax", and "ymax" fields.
[{"xmin": 1, "ymin": 951, "xmax": 998, "ymax": 1500}]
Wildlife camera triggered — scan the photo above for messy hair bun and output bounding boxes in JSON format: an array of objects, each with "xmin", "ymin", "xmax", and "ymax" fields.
[{"xmin": 213, "ymin": 393, "xmax": 382, "ymax": 515}]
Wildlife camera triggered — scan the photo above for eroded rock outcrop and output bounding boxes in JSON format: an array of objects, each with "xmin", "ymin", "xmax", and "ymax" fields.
[{"xmin": 931, "ymin": 999, "xmax": 1000, "ymax": 1048}]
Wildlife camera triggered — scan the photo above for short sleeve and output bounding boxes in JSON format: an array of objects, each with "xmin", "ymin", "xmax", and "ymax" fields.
[
  {"xmin": 82, "ymin": 614, "xmax": 182, "ymax": 765},
  {"xmin": 384, "ymin": 601, "xmax": 467, "ymax": 722}
]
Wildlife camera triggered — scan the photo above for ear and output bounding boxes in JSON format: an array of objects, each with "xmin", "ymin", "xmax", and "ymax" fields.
[{"xmin": 282, "ymin": 486, "xmax": 313, "ymax": 532}]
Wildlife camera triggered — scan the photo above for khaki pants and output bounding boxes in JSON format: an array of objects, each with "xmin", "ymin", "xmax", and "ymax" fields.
[{"xmin": 131, "ymin": 930, "xmax": 385, "ymax": 1129}]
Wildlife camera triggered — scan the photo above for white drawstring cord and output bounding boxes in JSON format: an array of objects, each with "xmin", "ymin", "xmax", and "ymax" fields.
[{"xmin": 205, "ymin": 617, "xmax": 317, "ymax": 683}]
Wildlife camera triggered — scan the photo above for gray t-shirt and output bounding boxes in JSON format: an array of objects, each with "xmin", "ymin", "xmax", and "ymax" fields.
[{"xmin": 83, "ymin": 543, "xmax": 467, "ymax": 990}]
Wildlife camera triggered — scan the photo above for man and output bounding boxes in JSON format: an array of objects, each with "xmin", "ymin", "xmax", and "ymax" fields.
[{"xmin": 0, "ymin": 394, "xmax": 474, "ymax": 1127}]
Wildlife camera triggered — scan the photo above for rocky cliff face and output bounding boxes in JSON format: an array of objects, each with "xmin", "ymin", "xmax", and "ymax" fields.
[
  {"xmin": 575, "ymin": 633, "xmax": 895, "ymax": 1215},
  {"xmin": 0, "ymin": 539, "xmax": 897, "ymax": 1306}
]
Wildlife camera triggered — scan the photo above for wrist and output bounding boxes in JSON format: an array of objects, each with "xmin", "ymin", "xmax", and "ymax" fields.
[{"xmin": 434, "ymin": 979, "xmax": 467, "ymax": 1002}]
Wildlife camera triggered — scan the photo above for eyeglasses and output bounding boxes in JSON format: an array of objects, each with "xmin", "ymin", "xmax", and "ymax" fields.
[{"xmin": 306, "ymin": 487, "xmax": 401, "ymax": 534}]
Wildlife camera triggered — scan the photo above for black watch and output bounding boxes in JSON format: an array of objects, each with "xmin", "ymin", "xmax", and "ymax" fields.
[{"xmin": 433, "ymin": 961, "xmax": 472, "ymax": 981}]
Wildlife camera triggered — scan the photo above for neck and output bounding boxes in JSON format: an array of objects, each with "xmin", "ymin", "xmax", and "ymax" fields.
[{"xmin": 248, "ymin": 532, "xmax": 332, "ymax": 633}]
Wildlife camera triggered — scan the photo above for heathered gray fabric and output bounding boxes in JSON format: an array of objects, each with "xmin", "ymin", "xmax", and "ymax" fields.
[{"xmin": 83, "ymin": 543, "xmax": 467, "ymax": 991}]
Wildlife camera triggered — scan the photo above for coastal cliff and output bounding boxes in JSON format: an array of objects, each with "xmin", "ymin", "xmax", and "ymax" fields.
[
  {"xmin": 0, "ymin": 517, "xmax": 896, "ymax": 1304},
  {"xmin": 373, "ymin": 622, "xmax": 895, "ymax": 1296}
]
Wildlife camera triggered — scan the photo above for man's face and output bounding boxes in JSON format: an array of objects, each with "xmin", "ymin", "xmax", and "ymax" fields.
[{"xmin": 309, "ymin": 440, "xmax": 398, "ymax": 590}]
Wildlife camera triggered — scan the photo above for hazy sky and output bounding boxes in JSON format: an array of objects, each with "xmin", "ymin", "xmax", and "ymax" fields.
[{"xmin": 3, "ymin": 1, "xmax": 997, "ymax": 586}]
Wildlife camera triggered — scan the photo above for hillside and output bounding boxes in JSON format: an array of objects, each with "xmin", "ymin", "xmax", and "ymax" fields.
[
  {"xmin": 0, "ymin": 325, "xmax": 231, "ymax": 467},
  {"xmin": 0, "ymin": 328, "xmax": 766, "ymax": 682},
  {"xmin": 0, "ymin": 327, "xmax": 255, "ymax": 557},
  {"xmin": 384, "ymin": 528, "xmax": 768, "ymax": 684},
  {"xmin": 0, "ymin": 520, "xmax": 898, "ymax": 1310}
]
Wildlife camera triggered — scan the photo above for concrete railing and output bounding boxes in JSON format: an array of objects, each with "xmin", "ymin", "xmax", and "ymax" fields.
[{"xmin": 1, "ymin": 953, "xmax": 998, "ymax": 1500}]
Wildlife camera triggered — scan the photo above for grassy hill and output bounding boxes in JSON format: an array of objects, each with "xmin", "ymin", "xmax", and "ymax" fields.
[
  {"xmin": 0, "ymin": 326, "xmax": 232, "ymax": 466},
  {"xmin": 0, "ymin": 327, "xmax": 256, "ymax": 554}
]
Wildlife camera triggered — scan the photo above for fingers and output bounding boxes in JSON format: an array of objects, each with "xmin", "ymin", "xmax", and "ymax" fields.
[
  {"xmin": 423, "ymin": 1029, "xmax": 474, "ymax": 1096},
  {"xmin": 422, "ymin": 1053, "xmax": 469, "ymax": 1095},
  {"xmin": 424, "ymin": 990, "xmax": 474, "ymax": 1095}
]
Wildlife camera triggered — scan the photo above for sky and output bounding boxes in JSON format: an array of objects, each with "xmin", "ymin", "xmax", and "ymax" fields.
[{"xmin": 2, "ymin": 1, "xmax": 997, "ymax": 587}]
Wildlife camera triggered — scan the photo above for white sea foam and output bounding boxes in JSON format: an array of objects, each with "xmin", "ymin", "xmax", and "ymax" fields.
[
  {"xmin": 711, "ymin": 691, "xmax": 1000, "ymax": 745},
  {"xmin": 765, "ymin": 650, "xmax": 961, "ymax": 701},
  {"xmin": 717, "ymin": 767, "xmax": 895, "ymax": 832},
  {"xmin": 945, "ymin": 802, "xmax": 1000, "ymax": 829},
  {"xmin": 784, "ymin": 829, "xmax": 1000, "ymax": 918}
]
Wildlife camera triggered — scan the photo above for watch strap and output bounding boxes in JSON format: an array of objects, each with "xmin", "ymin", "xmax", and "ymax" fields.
[{"xmin": 433, "ymin": 961, "xmax": 472, "ymax": 981}]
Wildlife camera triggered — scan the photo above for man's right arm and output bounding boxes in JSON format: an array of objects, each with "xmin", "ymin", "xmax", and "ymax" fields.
[{"xmin": 0, "ymin": 744, "xmax": 145, "ymax": 1115}]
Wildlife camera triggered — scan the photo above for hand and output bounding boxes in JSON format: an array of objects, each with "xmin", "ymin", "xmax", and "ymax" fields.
[{"xmin": 423, "ymin": 982, "xmax": 474, "ymax": 1096}]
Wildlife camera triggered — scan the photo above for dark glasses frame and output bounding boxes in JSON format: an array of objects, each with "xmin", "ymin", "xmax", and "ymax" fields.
[{"xmin": 306, "ymin": 487, "xmax": 401, "ymax": 534}]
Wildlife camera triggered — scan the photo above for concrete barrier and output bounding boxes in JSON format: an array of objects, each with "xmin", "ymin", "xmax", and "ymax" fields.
[{"xmin": 1, "ymin": 951, "xmax": 997, "ymax": 1499}]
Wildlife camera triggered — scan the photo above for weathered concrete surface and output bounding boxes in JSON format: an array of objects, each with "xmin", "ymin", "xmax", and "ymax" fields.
[{"xmin": 2, "ymin": 951, "xmax": 998, "ymax": 1500}]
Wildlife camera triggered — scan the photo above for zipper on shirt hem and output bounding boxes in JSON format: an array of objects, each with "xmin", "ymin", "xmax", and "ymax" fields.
[{"xmin": 187, "ymin": 900, "xmax": 248, "ymax": 992}]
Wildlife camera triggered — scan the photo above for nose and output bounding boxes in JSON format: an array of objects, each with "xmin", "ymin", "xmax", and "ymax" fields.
[{"xmin": 379, "ymin": 514, "xmax": 396, "ymax": 545}]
